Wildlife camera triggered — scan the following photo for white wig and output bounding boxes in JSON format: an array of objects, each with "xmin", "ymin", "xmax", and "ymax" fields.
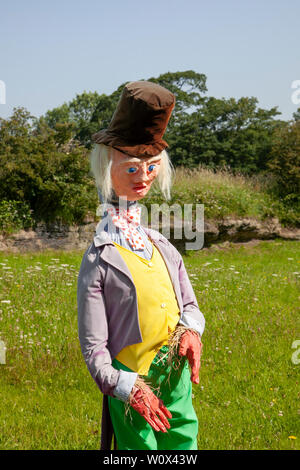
[{"xmin": 89, "ymin": 143, "xmax": 174, "ymax": 203}]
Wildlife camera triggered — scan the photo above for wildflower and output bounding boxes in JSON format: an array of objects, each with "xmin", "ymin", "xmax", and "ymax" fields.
[
  {"xmin": 1, "ymin": 300, "xmax": 11, "ymax": 304},
  {"xmin": 288, "ymin": 436, "xmax": 297, "ymax": 440}
]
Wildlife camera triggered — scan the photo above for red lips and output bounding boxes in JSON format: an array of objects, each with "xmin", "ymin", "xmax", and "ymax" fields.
[{"xmin": 133, "ymin": 184, "xmax": 147, "ymax": 190}]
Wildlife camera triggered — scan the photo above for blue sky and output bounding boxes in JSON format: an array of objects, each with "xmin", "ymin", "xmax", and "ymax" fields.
[{"xmin": 1, "ymin": 0, "xmax": 299, "ymax": 120}]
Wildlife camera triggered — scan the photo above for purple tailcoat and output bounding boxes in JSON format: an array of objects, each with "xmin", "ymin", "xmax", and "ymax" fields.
[{"xmin": 77, "ymin": 226, "xmax": 205, "ymax": 449}]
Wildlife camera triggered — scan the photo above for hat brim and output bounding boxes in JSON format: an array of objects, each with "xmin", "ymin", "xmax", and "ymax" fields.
[{"xmin": 91, "ymin": 129, "xmax": 168, "ymax": 157}]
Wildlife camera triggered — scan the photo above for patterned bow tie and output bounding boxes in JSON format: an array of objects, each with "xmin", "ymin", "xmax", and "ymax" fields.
[{"xmin": 106, "ymin": 205, "xmax": 145, "ymax": 250}]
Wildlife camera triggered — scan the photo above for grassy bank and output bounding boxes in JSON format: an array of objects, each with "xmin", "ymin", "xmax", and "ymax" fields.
[
  {"xmin": 0, "ymin": 240, "xmax": 299, "ymax": 449},
  {"xmin": 145, "ymin": 166, "xmax": 299, "ymax": 227}
]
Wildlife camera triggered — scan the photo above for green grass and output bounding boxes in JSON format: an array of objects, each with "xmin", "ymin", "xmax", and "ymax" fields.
[
  {"xmin": 0, "ymin": 240, "xmax": 299, "ymax": 449},
  {"xmin": 145, "ymin": 166, "xmax": 299, "ymax": 227}
]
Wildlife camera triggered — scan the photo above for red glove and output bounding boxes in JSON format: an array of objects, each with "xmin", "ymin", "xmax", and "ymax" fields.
[
  {"xmin": 179, "ymin": 330, "xmax": 203, "ymax": 384},
  {"xmin": 129, "ymin": 383, "xmax": 172, "ymax": 432}
]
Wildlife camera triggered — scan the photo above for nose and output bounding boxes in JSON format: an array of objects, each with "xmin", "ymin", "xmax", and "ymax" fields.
[{"xmin": 133, "ymin": 164, "xmax": 151, "ymax": 183}]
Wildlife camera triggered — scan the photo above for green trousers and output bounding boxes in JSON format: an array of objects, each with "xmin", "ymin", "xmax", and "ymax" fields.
[{"xmin": 108, "ymin": 345, "xmax": 198, "ymax": 450}]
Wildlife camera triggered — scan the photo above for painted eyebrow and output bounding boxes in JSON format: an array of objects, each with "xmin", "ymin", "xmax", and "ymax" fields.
[{"xmin": 121, "ymin": 157, "xmax": 161, "ymax": 165}]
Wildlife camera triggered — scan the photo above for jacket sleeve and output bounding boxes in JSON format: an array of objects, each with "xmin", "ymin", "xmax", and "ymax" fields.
[
  {"xmin": 77, "ymin": 244, "xmax": 120, "ymax": 396},
  {"xmin": 77, "ymin": 243, "xmax": 139, "ymax": 401},
  {"xmin": 77, "ymin": 244, "xmax": 138, "ymax": 401},
  {"xmin": 177, "ymin": 252, "xmax": 205, "ymax": 337}
]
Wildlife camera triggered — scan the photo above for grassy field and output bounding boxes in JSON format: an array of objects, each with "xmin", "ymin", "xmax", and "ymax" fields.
[{"xmin": 0, "ymin": 239, "xmax": 299, "ymax": 450}]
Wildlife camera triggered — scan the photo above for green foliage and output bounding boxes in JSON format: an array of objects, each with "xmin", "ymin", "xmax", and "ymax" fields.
[
  {"xmin": 40, "ymin": 91, "xmax": 104, "ymax": 148},
  {"xmin": 37, "ymin": 70, "xmax": 284, "ymax": 175},
  {"xmin": 164, "ymin": 95, "xmax": 281, "ymax": 172},
  {"xmin": 267, "ymin": 120, "xmax": 300, "ymax": 205},
  {"xmin": 40, "ymin": 70, "xmax": 282, "ymax": 174},
  {"xmin": 293, "ymin": 107, "xmax": 300, "ymax": 121},
  {"xmin": 148, "ymin": 70, "xmax": 207, "ymax": 114},
  {"xmin": 144, "ymin": 166, "xmax": 299, "ymax": 227},
  {"xmin": 0, "ymin": 108, "xmax": 98, "ymax": 226},
  {"xmin": 0, "ymin": 200, "xmax": 33, "ymax": 234}
]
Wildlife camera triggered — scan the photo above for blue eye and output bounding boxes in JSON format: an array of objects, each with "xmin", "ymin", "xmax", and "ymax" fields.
[
  {"xmin": 126, "ymin": 167, "xmax": 137, "ymax": 174},
  {"xmin": 148, "ymin": 164, "xmax": 156, "ymax": 172}
]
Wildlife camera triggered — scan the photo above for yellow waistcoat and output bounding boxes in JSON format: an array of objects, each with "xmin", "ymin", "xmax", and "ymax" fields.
[{"xmin": 113, "ymin": 241, "xmax": 180, "ymax": 375}]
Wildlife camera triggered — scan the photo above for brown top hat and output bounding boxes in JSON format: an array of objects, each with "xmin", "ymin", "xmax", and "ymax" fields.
[{"xmin": 92, "ymin": 81, "xmax": 175, "ymax": 157}]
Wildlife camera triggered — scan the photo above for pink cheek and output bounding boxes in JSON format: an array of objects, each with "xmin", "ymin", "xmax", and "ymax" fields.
[{"xmin": 148, "ymin": 171, "xmax": 157, "ymax": 180}]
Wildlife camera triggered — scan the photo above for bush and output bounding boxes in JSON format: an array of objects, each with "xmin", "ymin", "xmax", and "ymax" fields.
[
  {"xmin": 267, "ymin": 121, "xmax": 300, "ymax": 204},
  {"xmin": 0, "ymin": 200, "xmax": 33, "ymax": 235},
  {"xmin": 0, "ymin": 108, "xmax": 98, "ymax": 226}
]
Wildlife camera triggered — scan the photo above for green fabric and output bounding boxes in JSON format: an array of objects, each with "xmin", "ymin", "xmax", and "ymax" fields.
[{"xmin": 108, "ymin": 345, "xmax": 198, "ymax": 450}]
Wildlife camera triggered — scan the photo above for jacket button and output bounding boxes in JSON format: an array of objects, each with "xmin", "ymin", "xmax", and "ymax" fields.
[
  {"xmin": 148, "ymin": 262, "xmax": 153, "ymax": 267},
  {"xmin": 161, "ymin": 303, "xmax": 166, "ymax": 308}
]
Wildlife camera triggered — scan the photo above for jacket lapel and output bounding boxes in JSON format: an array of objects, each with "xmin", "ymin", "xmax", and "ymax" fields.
[{"xmin": 94, "ymin": 231, "xmax": 136, "ymax": 287}]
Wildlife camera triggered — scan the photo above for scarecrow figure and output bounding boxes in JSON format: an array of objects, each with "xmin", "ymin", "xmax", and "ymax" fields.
[{"xmin": 77, "ymin": 81, "xmax": 205, "ymax": 450}]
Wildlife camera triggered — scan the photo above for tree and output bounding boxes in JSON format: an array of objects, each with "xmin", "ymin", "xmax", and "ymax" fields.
[
  {"xmin": 37, "ymin": 70, "xmax": 285, "ymax": 172},
  {"xmin": 148, "ymin": 70, "xmax": 207, "ymax": 115},
  {"xmin": 293, "ymin": 107, "xmax": 300, "ymax": 121},
  {"xmin": 267, "ymin": 120, "xmax": 300, "ymax": 204},
  {"xmin": 0, "ymin": 108, "xmax": 98, "ymax": 225},
  {"xmin": 39, "ymin": 91, "xmax": 103, "ymax": 148},
  {"xmin": 165, "ymin": 95, "xmax": 281, "ymax": 171}
]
